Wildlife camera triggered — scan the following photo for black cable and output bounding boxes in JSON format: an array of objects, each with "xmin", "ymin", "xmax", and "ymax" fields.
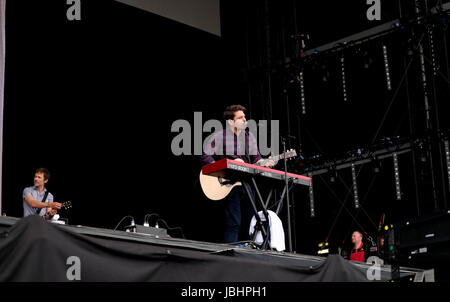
[
  {"xmin": 302, "ymin": 135, "xmax": 371, "ymax": 242},
  {"xmin": 113, "ymin": 215, "xmax": 134, "ymax": 231},
  {"xmin": 337, "ymin": 169, "xmax": 380, "ymax": 231},
  {"xmin": 320, "ymin": 174, "xmax": 368, "ymax": 242},
  {"xmin": 321, "ymin": 157, "xmax": 380, "ymax": 242},
  {"xmin": 144, "ymin": 213, "xmax": 159, "ymax": 226},
  {"xmin": 157, "ymin": 218, "xmax": 186, "ymax": 239}
]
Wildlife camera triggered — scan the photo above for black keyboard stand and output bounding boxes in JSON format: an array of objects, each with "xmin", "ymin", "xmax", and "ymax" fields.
[
  {"xmin": 241, "ymin": 179, "xmax": 271, "ymax": 250},
  {"xmin": 241, "ymin": 174, "xmax": 298, "ymax": 251}
]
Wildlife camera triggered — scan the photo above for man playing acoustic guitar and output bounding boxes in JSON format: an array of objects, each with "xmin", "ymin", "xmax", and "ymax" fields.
[
  {"xmin": 23, "ymin": 168, "xmax": 62, "ymax": 220},
  {"xmin": 200, "ymin": 105, "xmax": 275, "ymax": 243}
]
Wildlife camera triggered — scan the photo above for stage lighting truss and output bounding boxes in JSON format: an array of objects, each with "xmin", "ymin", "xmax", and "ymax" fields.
[
  {"xmin": 382, "ymin": 44, "xmax": 392, "ymax": 90},
  {"xmin": 393, "ymin": 152, "xmax": 402, "ymax": 200},
  {"xmin": 427, "ymin": 23, "xmax": 438, "ymax": 76},
  {"xmin": 445, "ymin": 139, "xmax": 450, "ymax": 189},
  {"xmin": 351, "ymin": 163, "xmax": 360, "ymax": 208},
  {"xmin": 308, "ymin": 173, "xmax": 315, "ymax": 217},
  {"xmin": 300, "ymin": 140, "xmax": 413, "ymax": 213},
  {"xmin": 340, "ymin": 55, "xmax": 347, "ymax": 101},
  {"xmin": 299, "ymin": 71, "xmax": 306, "ymax": 114}
]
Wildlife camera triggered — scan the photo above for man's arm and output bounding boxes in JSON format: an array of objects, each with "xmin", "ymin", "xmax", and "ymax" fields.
[
  {"xmin": 43, "ymin": 208, "xmax": 58, "ymax": 220},
  {"xmin": 255, "ymin": 158, "xmax": 275, "ymax": 168},
  {"xmin": 23, "ymin": 196, "xmax": 61, "ymax": 210}
]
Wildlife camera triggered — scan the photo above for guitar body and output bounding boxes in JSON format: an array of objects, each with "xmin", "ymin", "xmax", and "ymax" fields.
[{"xmin": 199, "ymin": 171, "xmax": 241, "ymax": 201}]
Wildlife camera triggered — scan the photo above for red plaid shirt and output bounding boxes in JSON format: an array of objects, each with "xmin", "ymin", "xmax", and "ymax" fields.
[{"xmin": 201, "ymin": 129, "xmax": 262, "ymax": 166}]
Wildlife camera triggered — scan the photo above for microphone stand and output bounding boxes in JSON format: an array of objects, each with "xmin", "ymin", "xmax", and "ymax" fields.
[{"xmin": 281, "ymin": 136, "xmax": 293, "ymax": 252}]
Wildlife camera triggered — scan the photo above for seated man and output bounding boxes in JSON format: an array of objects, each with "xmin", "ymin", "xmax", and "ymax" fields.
[{"xmin": 349, "ymin": 231, "xmax": 366, "ymax": 262}]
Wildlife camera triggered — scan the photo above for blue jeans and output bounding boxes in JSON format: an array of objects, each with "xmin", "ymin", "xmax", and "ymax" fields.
[{"xmin": 223, "ymin": 185, "xmax": 255, "ymax": 244}]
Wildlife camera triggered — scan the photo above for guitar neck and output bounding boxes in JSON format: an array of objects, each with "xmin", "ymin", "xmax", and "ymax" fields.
[
  {"xmin": 255, "ymin": 150, "xmax": 296, "ymax": 166},
  {"xmin": 265, "ymin": 153, "xmax": 287, "ymax": 163},
  {"xmin": 272, "ymin": 154, "xmax": 284, "ymax": 162},
  {"xmin": 57, "ymin": 201, "xmax": 72, "ymax": 210}
]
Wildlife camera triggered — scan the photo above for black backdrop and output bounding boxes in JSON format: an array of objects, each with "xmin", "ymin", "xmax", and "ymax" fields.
[
  {"xmin": 2, "ymin": 0, "xmax": 232, "ymax": 243},
  {"xmin": 2, "ymin": 0, "xmax": 450, "ymax": 255}
]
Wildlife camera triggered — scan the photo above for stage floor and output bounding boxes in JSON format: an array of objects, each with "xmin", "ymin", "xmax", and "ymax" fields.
[{"xmin": 0, "ymin": 216, "xmax": 427, "ymax": 282}]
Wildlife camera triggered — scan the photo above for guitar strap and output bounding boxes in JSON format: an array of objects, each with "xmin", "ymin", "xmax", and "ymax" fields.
[
  {"xmin": 36, "ymin": 191, "xmax": 49, "ymax": 215},
  {"xmin": 245, "ymin": 131, "xmax": 251, "ymax": 163}
]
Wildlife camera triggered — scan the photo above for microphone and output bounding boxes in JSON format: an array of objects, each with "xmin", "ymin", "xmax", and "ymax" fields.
[{"xmin": 130, "ymin": 218, "xmax": 136, "ymax": 233}]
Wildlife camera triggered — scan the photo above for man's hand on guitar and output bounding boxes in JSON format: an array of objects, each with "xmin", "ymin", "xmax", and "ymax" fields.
[
  {"xmin": 234, "ymin": 158, "xmax": 275, "ymax": 167},
  {"xmin": 256, "ymin": 158, "xmax": 275, "ymax": 168},
  {"xmin": 44, "ymin": 208, "xmax": 58, "ymax": 220},
  {"xmin": 265, "ymin": 157, "xmax": 276, "ymax": 168},
  {"xmin": 50, "ymin": 202, "xmax": 62, "ymax": 210}
]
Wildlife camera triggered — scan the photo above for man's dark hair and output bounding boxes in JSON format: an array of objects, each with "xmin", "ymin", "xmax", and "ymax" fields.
[
  {"xmin": 35, "ymin": 168, "xmax": 50, "ymax": 180},
  {"xmin": 223, "ymin": 105, "xmax": 246, "ymax": 120}
]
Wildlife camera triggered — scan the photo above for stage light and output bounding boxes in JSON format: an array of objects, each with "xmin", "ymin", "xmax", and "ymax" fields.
[
  {"xmin": 351, "ymin": 163, "xmax": 359, "ymax": 208},
  {"xmin": 308, "ymin": 173, "xmax": 315, "ymax": 217},
  {"xmin": 299, "ymin": 71, "xmax": 306, "ymax": 114},
  {"xmin": 340, "ymin": 55, "xmax": 348, "ymax": 101},
  {"xmin": 382, "ymin": 44, "xmax": 392, "ymax": 90},
  {"xmin": 393, "ymin": 153, "xmax": 402, "ymax": 200},
  {"xmin": 317, "ymin": 241, "xmax": 329, "ymax": 256},
  {"xmin": 318, "ymin": 249, "xmax": 329, "ymax": 255},
  {"xmin": 329, "ymin": 166, "xmax": 337, "ymax": 182}
]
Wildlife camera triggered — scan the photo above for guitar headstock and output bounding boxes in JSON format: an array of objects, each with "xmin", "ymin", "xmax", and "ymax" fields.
[
  {"xmin": 284, "ymin": 149, "xmax": 297, "ymax": 160},
  {"xmin": 62, "ymin": 201, "xmax": 72, "ymax": 210}
]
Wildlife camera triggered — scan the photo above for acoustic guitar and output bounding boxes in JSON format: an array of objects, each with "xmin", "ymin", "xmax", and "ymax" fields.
[{"xmin": 199, "ymin": 150, "xmax": 297, "ymax": 200}]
